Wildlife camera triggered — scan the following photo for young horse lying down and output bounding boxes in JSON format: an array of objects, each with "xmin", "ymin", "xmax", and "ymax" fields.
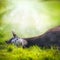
[{"xmin": 6, "ymin": 26, "xmax": 60, "ymax": 49}]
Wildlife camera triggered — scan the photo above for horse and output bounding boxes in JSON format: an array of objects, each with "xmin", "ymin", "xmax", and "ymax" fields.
[{"xmin": 5, "ymin": 26, "xmax": 60, "ymax": 49}]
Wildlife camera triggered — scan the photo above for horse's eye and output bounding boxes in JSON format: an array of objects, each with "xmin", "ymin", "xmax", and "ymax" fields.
[{"xmin": 17, "ymin": 38, "xmax": 18, "ymax": 40}]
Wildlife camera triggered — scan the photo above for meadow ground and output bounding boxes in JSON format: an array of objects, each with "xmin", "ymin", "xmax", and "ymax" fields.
[{"xmin": 0, "ymin": 42, "xmax": 60, "ymax": 60}]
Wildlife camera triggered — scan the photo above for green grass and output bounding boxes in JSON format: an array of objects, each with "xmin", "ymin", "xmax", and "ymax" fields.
[{"xmin": 0, "ymin": 44, "xmax": 60, "ymax": 60}]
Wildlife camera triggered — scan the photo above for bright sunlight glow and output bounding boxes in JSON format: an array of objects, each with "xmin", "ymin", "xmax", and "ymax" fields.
[{"xmin": 3, "ymin": 0, "xmax": 51, "ymax": 37}]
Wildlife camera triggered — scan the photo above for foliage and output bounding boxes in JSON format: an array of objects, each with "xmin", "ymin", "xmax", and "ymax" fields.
[{"xmin": 0, "ymin": 45, "xmax": 60, "ymax": 60}]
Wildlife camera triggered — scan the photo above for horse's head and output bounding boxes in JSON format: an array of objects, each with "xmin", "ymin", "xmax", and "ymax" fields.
[
  {"xmin": 5, "ymin": 31, "xmax": 28, "ymax": 47},
  {"xmin": 5, "ymin": 31, "xmax": 19, "ymax": 44}
]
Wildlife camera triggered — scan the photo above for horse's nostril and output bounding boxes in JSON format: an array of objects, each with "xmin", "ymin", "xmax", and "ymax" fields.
[
  {"xmin": 5, "ymin": 41, "xmax": 7, "ymax": 43},
  {"xmin": 5, "ymin": 41, "xmax": 8, "ymax": 43}
]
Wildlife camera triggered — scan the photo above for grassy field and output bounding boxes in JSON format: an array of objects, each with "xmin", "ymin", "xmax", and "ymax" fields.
[{"xmin": 0, "ymin": 43, "xmax": 60, "ymax": 60}]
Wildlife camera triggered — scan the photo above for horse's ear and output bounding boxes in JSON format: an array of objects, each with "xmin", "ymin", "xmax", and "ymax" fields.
[{"xmin": 12, "ymin": 31, "xmax": 18, "ymax": 37}]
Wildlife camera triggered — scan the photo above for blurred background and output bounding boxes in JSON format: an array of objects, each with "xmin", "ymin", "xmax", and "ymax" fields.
[{"xmin": 0, "ymin": 0, "xmax": 60, "ymax": 42}]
